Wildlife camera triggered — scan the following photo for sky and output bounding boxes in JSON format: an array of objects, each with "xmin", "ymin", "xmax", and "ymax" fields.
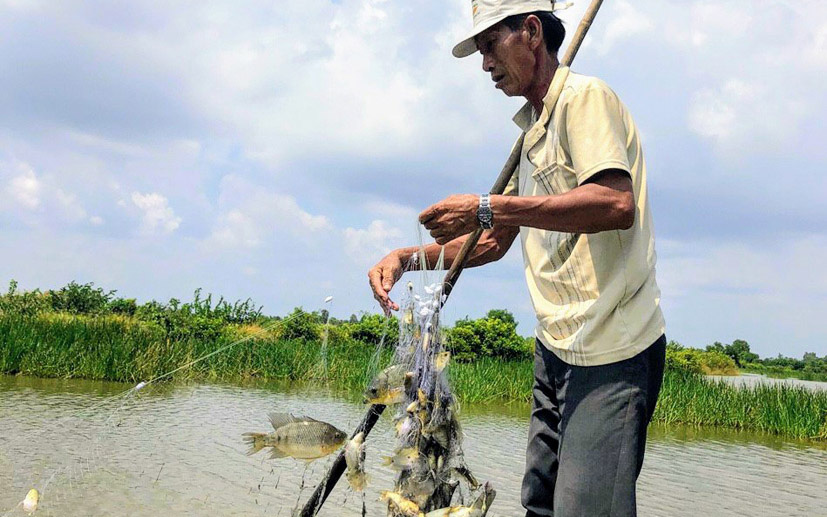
[{"xmin": 1, "ymin": 0, "xmax": 825, "ymax": 359}]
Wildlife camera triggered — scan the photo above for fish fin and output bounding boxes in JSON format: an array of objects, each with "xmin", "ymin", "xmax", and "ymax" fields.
[
  {"xmin": 268, "ymin": 412, "xmax": 295, "ymax": 430},
  {"xmin": 267, "ymin": 446, "xmax": 289, "ymax": 459},
  {"xmin": 242, "ymin": 432, "xmax": 269, "ymax": 456},
  {"xmin": 292, "ymin": 415, "xmax": 323, "ymax": 424}
]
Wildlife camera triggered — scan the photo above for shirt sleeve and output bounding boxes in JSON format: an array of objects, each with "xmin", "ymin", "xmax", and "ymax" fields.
[{"xmin": 562, "ymin": 83, "xmax": 631, "ymax": 185}]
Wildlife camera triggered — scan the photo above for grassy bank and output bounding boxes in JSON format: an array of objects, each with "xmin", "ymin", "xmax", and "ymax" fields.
[{"xmin": 1, "ymin": 313, "xmax": 825, "ymax": 441}]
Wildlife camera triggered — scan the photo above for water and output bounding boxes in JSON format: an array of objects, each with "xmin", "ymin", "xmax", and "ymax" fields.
[
  {"xmin": 708, "ymin": 373, "xmax": 827, "ymax": 392},
  {"xmin": 1, "ymin": 375, "xmax": 825, "ymax": 516}
]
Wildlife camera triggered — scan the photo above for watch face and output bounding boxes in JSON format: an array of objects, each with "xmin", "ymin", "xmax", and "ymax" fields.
[{"xmin": 479, "ymin": 212, "xmax": 493, "ymax": 223}]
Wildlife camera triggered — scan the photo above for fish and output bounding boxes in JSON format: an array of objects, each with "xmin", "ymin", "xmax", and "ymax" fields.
[
  {"xmin": 344, "ymin": 431, "xmax": 369, "ymax": 491},
  {"xmin": 242, "ymin": 413, "xmax": 346, "ymax": 461},
  {"xmin": 398, "ymin": 470, "xmax": 437, "ymax": 508},
  {"xmin": 434, "ymin": 351, "xmax": 451, "ymax": 371},
  {"xmin": 364, "ymin": 364, "xmax": 414, "ymax": 405},
  {"xmin": 450, "ymin": 465, "xmax": 479, "ymax": 490},
  {"xmin": 379, "ymin": 491, "xmax": 423, "ymax": 517},
  {"xmin": 406, "ymin": 389, "xmax": 430, "ymax": 427},
  {"xmin": 423, "ymin": 406, "xmax": 461, "ymax": 449},
  {"xmin": 22, "ymin": 489, "xmax": 39, "ymax": 513},
  {"xmin": 382, "ymin": 447, "xmax": 421, "ymax": 471},
  {"xmin": 424, "ymin": 482, "xmax": 496, "ymax": 517}
]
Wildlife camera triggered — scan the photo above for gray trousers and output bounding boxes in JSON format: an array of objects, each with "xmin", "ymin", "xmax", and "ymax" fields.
[{"xmin": 522, "ymin": 335, "xmax": 666, "ymax": 517}]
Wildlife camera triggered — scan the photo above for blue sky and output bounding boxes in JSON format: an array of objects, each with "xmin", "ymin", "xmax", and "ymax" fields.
[{"xmin": 1, "ymin": 0, "xmax": 825, "ymax": 358}]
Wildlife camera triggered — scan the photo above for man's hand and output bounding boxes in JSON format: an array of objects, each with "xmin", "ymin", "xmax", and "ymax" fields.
[
  {"xmin": 368, "ymin": 251, "xmax": 405, "ymax": 315},
  {"xmin": 419, "ymin": 194, "xmax": 480, "ymax": 245}
]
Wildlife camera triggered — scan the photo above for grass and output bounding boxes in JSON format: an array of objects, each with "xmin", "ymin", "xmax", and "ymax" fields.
[{"xmin": 1, "ymin": 313, "xmax": 825, "ymax": 441}]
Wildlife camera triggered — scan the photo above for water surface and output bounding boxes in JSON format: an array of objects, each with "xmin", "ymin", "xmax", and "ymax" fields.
[
  {"xmin": 708, "ymin": 373, "xmax": 827, "ymax": 392},
  {"xmin": 1, "ymin": 376, "xmax": 824, "ymax": 516}
]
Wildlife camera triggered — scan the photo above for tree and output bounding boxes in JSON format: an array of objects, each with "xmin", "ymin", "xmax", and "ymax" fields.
[{"xmin": 724, "ymin": 339, "xmax": 758, "ymax": 367}]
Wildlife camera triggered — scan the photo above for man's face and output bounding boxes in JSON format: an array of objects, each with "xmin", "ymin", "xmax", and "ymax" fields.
[{"xmin": 475, "ymin": 22, "xmax": 536, "ymax": 98}]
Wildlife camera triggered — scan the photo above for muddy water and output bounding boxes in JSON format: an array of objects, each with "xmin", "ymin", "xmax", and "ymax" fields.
[{"xmin": 1, "ymin": 376, "xmax": 825, "ymax": 516}]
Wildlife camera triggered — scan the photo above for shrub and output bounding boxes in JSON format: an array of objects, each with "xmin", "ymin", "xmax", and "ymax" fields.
[
  {"xmin": 279, "ymin": 307, "xmax": 321, "ymax": 341},
  {"xmin": 47, "ymin": 281, "xmax": 115, "ymax": 315},
  {"xmin": 346, "ymin": 313, "xmax": 399, "ymax": 346},
  {"xmin": 109, "ymin": 298, "xmax": 138, "ymax": 317},
  {"xmin": 0, "ymin": 280, "xmax": 49, "ymax": 316},
  {"xmin": 447, "ymin": 309, "xmax": 529, "ymax": 361},
  {"xmin": 665, "ymin": 347, "xmax": 704, "ymax": 376}
]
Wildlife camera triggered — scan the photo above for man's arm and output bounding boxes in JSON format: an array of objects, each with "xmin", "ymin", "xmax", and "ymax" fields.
[
  {"xmin": 420, "ymin": 169, "xmax": 634, "ymax": 244},
  {"xmin": 367, "ymin": 225, "xmax": 520, "ymax": 314}
]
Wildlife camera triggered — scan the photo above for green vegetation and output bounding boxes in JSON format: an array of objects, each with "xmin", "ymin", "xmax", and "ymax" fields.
[
  {"xmin": 665, "ymin": 340, "xmax": 738, "ymax": 376},
  {"xmin": 1, "ymin": 281, "xmax": 826, "ymax": 441}
]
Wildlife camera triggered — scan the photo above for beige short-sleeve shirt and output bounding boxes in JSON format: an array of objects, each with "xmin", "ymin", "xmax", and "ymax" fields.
[{"xmin": 505, "ymin": 67, "xmax": 665, "ymax": 366}]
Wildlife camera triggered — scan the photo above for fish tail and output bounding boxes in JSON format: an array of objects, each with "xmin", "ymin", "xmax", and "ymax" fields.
[{"xmin": 242, "ymin": 432, "xmax": 269, "ymax": 456}]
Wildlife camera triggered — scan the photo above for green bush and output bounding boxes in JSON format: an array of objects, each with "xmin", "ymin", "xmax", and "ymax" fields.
[
  {"xmin": 0, "ymin": 280, "xmax": 49, "ymax": 316},
  {"xmin": 699, "ymin": 350, "xmax": 737, "ymax": 375},
  {"xmin": 447, "ymin": 309, "xmax": 530, "ymax": 361},
  {"xmin": 279, "ymin": 307, "xmax": 321, "ymax": 341},
  {"xmin": 345, "ymin": 313, "xmax": 399, "ymax": 346},
  {"xmin": 446, "ymin": 325, "xmax": 480, "ymax": 362},
  {"xmin": 665, "ymin": 346, "xmax": 704, "ymax": 376},
  {"xmin": 47, "ymin": 281, "xmax": 115, "ymax": 315},
  {"xmin": 109, "ymin": 298, "xmax": 138, "ymax": 316}
]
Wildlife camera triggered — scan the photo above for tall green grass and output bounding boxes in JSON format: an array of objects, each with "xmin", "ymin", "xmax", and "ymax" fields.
[{"xmin": 1, "ymin": 314, "xmax": 825, "ymax": 441}]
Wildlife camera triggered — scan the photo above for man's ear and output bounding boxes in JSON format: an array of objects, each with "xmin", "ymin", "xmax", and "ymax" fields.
[{"xmin": 525, "ymin": 16, "xmax": 543, "ymax": 51}]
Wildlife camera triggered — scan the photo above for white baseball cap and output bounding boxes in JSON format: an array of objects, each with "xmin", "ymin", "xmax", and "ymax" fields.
[{"xmin": 452, "ymin": 0, "xmax": 572, "ymax": 58}]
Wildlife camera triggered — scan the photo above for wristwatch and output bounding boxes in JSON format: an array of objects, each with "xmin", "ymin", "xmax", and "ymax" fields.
[{"xmin": 477, "ymin": 193, "xmax": 494, "ymax": 229}]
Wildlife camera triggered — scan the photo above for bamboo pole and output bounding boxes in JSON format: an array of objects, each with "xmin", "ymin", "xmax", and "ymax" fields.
[{"xmin": 299, "ymin": 2, "xmax": 605, "ymax": 514}]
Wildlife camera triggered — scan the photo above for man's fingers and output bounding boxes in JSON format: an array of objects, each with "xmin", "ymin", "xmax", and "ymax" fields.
[
  {"xmin": 368, "ymin": 268, "xmax": 388, "ymax": 300},
  {"xmin": 419, "ymin": 205, "xmax": 439, "ymax": 225},
  {"xmin": 368, "ymin": 266, "xmax": 399, "ymax": 314}
]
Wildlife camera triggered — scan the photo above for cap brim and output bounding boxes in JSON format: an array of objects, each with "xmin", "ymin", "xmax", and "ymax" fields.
[{"xmin": 451, "ymin": 17, "xmax": 504, "ymax": 58}]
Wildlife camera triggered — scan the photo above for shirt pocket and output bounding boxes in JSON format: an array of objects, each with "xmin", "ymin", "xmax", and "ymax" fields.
[{"xmin": 531, "ymin": 161, "xmax": 563, "ymax": 195}]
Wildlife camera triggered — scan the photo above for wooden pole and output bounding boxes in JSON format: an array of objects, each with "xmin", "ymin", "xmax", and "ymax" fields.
[{"xmin": 299, "ymin": 1, "xmax": 606, "ymax": 514}]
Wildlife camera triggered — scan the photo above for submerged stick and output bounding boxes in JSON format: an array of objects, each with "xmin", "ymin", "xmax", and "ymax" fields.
[
  {"xmin": 297, "ymin": 404, "xmax": 385, "ymax": 517},
  {"xmin": 299, "ymin": 2, "xmax": 605, "ymax": 514}
]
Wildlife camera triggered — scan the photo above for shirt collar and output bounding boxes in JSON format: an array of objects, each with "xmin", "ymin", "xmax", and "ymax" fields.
[
  {"xmin": 512, "ymin": 102, "xmax": 535, "ymax": 132},
  {"xmin": 511, "ymin": 66, "xmax": 570, "ymax": 133}
]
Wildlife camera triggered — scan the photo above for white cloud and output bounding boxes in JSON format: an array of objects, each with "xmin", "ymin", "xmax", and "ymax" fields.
[
  {"xmin": 688, "ymin": 78, "xmax": 805, "ymax": 155},
  {"xmin": 594, "ymin": 0, "xmax": 654, "ymax": 55},
  {"xmin": 344, "ymin": 220, "xmax": 404, "ymax": 265},
  {"xmin": 131, "ymin": 192, "xmax": 181, "ymax": 235},
  {"xmin": 206, "ymin": 175, "xmax": 331, "ymax": 250},
  {"xmin": 6, "ymin": 163, "xmax": 41, "ymax": 209}
]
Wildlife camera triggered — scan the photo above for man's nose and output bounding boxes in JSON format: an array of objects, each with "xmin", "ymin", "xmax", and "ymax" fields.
[{"xmin": 482, "ymin": 53, "xmax": 494, "ymax": 72}]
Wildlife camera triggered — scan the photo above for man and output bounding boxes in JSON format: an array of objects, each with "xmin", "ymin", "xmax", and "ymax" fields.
[{"xmin": 368, "ymin": 1, "xmax": 666, "ymax": 515}]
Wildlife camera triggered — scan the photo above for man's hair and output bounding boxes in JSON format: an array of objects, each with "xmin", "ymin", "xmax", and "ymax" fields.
[{"xmin": 502, "ymin": 11, "xmax": 566, "ymax": 54}]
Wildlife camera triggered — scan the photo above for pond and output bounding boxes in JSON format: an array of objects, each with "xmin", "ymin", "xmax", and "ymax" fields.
[
  {"xmin": 1, "ymin": 375, "xmax": 825, "ymax": 516},
  {"xmin": 707, "ymin": 373, "xmax": 827, "ymax": 392}
]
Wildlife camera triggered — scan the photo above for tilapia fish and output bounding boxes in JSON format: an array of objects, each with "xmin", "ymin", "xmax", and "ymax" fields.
[
  {"xmin": 243, "ymin": 413, "xmax": 346, "ymax": 461},
  {"xmin": 364, "ymin": 364, "xmax": 413, "ymax": 405},
  {"xmin": 424, "ymin": 482, "xmax": 496, "ymax": 517},
  {"xmin": 344, "ymin": 431, "xmax": 369, "ymax": 491},
  {"xmin": 380, "ymin": 491, "xmax": 423, "ymax": 517}
]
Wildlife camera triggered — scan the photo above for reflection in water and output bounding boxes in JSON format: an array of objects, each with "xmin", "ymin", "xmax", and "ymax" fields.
[{"xmin": 1, "ymin": 375, "xmax": 824, "ymax": 516}]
